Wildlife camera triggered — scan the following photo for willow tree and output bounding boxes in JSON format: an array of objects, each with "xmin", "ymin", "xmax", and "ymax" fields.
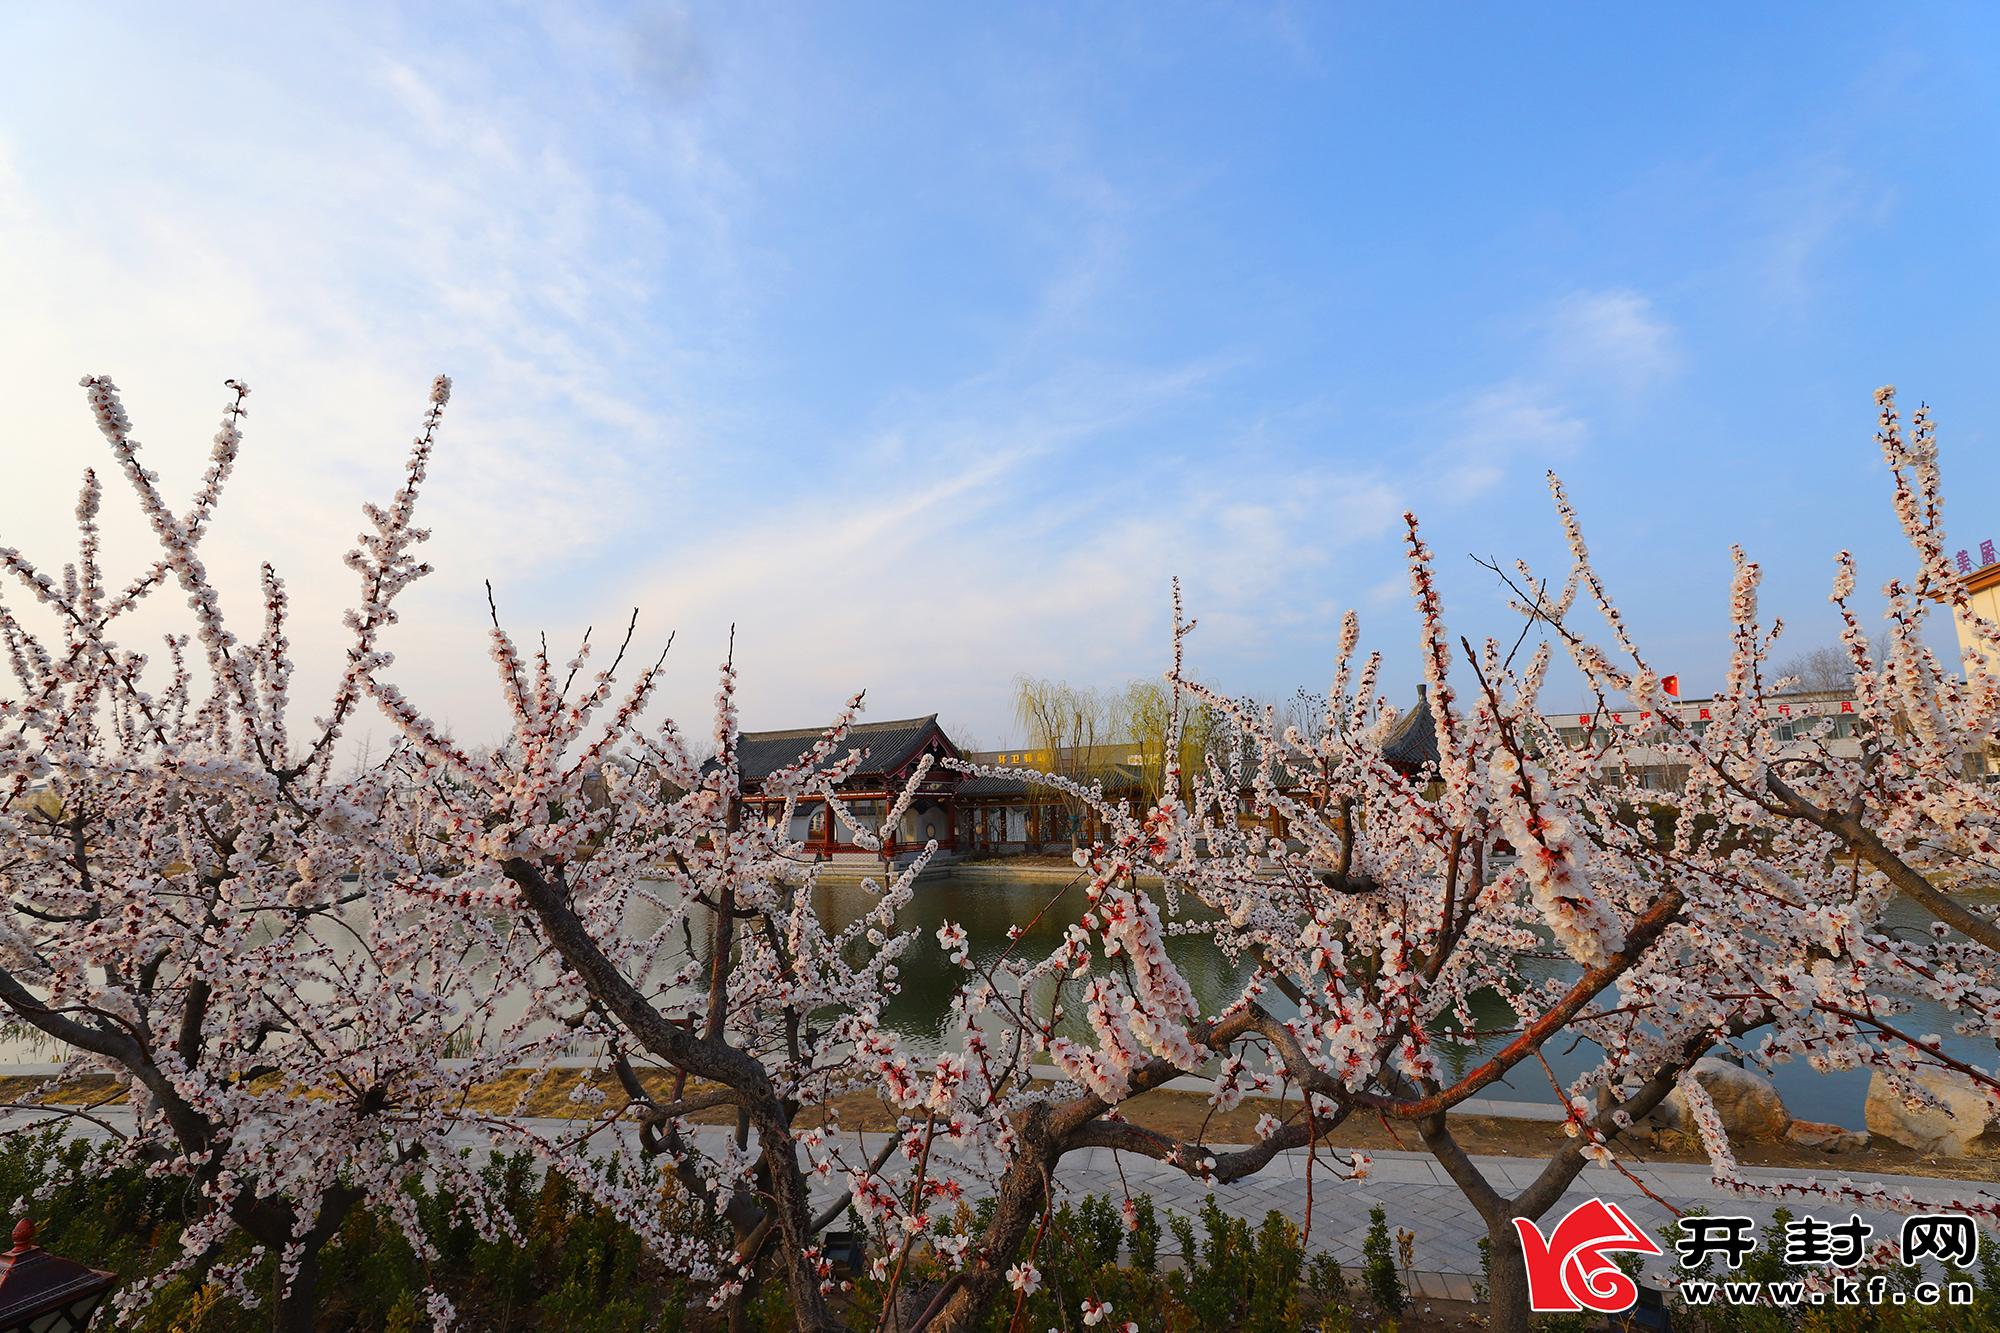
[
  {"xmin": 1113, "ymin": 678, "xmax": 1221, "ymax": 806},
  {"xmin": 1009, "ymin": 674, "xmax": 1108, "ymax": 849}
]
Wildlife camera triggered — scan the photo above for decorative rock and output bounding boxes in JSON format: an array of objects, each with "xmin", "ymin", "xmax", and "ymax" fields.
[
  {"xmin": 1783, "ymin": 1119, "xmax": 1868, "ymax": 1153},
  {"xmin": 1664, "ymin": 1058, "xmax": 1792, "ymax": 1139},
  {"xmin": 1602, "ymin": 1058, "xmax": 1868, "ymax": 1151},
  {"xmin": 1865, "ymin": 1068, "xmax": 2000, "ymax": 1156}
]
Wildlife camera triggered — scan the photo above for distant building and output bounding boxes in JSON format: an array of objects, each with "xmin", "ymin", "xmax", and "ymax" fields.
[
  {"xmin": 957, "ymin": 745, "xmax": 1149, "ymax": 853},
  {"xmin": 1382, "ymin": 684, "xmax": 1441, "ymax": 778},
  {"xmin": 734, "ymin": 715, "xmax": 963, "ymax": 862},
  {"xmin": 730, "ymin": 710, "xmax": 1242, "ymax": 860},
  {"xmin": 1380, "ymin": 685, "xmax": 1866, "ymax": 794},
  {"xmin": 1543, "ymin": 690, "xmax": 1864, "ymax": 792},
  {"xmin": 1952, "ymin": 536, "xmax": 2000, "ymax": 678},
  {"xmin": 1949, "ymin": 539, "xmax": 2000, "ymax": 778},
  {"xmin": 729, "ymin": 718, "xmax": 1153, "ymax": 862}
]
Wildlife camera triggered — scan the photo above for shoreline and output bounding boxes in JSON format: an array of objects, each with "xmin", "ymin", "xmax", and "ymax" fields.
[{"xmin": 0, "ymin": 1067, "xmax": 1975, "ymax": 1182}]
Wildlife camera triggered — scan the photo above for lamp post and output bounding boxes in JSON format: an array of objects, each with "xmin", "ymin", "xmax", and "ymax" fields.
[{"xmin": 0, "ymin": 1220, "xmax": 116, "ymax": 1331}]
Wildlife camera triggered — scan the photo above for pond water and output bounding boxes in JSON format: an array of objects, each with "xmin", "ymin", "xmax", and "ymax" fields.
[
  {"xmin": 814, "ymin": 870, "xmax": 1998, "ymax": 1131},
  {"xmin": 1, "ymin": 871, "xmax": 1985, "ymax": 1134}
]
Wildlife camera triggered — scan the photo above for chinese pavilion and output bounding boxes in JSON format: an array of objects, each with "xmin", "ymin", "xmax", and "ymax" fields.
[{"xmin": 735, "ymin": 715, "xmax": 964, "ymax": 860}]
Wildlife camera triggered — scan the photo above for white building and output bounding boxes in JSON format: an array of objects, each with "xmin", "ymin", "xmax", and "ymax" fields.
[
  {"xmin": 1541, "ymin": 690, "xmax": 1864, "ymax": 792},
  {"xmin": 1951, "ymin": 537, "xmax": 2000, "ymax": 678}
]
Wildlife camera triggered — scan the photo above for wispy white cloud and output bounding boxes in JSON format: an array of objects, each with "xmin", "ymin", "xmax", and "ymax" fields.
[
  {"xmin": 1541, "ymin": 288, "xmax": 1680, "ymax": 394},
  {"xmin": 6, "ymin": 4, "xmax": 1810, "ymax": 754},
  {"xmin": 611, "ymin": 365, "xmax": 1208, "ymax": 706},
  {"xmin": 0, "ymin": 8, "xmax": 747, "ymax": 752},
  {"xmin": 1419, "ymin": 288, "xmax": 1678, "ymax": 502},
  {"xmin": 1430, "ymin": 382, "xmax": 1589, "ymax": 501},
  {"xmin": 1750, "ymin": 156, "xmax": 1882, "ymax": 310}
]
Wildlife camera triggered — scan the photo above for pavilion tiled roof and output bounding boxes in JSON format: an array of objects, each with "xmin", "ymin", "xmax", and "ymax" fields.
[
  {"xmin": 734, "ymin": 715, "xmax": 945, "ymax": 784},
  {"xmin": 1382, "ymin": 686, "xmax": 1440, "ymax": 774},
  {"xmin": 955, "ymin": 773, "xmax": 1029, "ymax": 797}
]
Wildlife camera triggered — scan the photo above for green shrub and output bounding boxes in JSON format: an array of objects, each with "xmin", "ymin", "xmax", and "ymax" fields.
[
  {"xmin": 1306, "ymin": 1249, "xmax": 1348, "ymax": 1324},
  {"xmin": 1128, "ymin": 1195, "xmax": 1159, "ymax": 1274},
  {"xmin": 0, "ymin": 1130, "xmax": 1435, "ymax": 1333},
  {"xmin": 1246, "ymin": 1212, "xmax": 1304, "ymax": 1332},
  {"xmin": 1362, "ymin": 1203, "xmax": 1405, "ymax": 1318}
]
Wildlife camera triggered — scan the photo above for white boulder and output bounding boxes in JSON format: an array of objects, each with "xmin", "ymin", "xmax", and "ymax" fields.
[
  {"xmin": 1604, "ymin": 1057, "xmax": 1864, "ymax": 1152},
  {"xmin": 1783, "ymin": 1119, "xmax": 1868, "ymax": 1153},
  {"xmin": 1662, "ymin": 1057, "xmax": 1792, "ymax": 1139},
  {"xmin": 1865, "ymin": 1068, "xmax": 2000, "ymax": 1156}
]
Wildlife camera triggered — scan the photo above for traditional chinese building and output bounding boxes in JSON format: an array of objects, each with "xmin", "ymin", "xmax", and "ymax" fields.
[
  {"xmin": 731, "ymin": 715, "xmax": 1170, "ymax": 861},
  {"xmin": 955, "ymin": 746, "xmax": 1150, "ymax": 853},
  {"xmin": 1544, "ymin": 689, "xmax": 1864, "ymax": 791},
  {"xmin": 735, "ymin": 715, "xmax": 963, "ymax": 862},
  {"xmin": 1382, "ymin": 684, "xmax": 1441, "ymax": 778},
  {"xmin": 1949, "ymin": 537, "xmax": 1999, "ymax": 777},
  {"xmin": 735, "ymin": 716, "xmax": 1309, "ymax": 863}
]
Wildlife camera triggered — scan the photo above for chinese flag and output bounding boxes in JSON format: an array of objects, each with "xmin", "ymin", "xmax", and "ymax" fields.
[{"xmin": 1661, "ymin": 674, "xmax": 1680, "ymax": 698}]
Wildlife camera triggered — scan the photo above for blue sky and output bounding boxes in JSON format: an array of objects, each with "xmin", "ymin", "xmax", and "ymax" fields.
[{"xmin": 2, "ymin": 4, "xmax": 1997, "ymax": 748}]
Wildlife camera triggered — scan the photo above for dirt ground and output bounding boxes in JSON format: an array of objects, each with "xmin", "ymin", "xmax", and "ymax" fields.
[
  {"xmin": 7, "ymin": 1069, "xmax": 1994, "ymax": 1183},
  {"xmin": 955, "ymin": 851, "xmax": 1081, "ymax": 869}
]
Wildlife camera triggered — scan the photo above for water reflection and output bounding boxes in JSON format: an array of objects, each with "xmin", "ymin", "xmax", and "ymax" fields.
[
  {"xmin": 2, "ymin": 872, "xmax": 1985, "ymax": 1131},
  {"xmin": 811, "ymin": 874, "xmax": 1258, "ymax": 1051},
  {"xmin": 810, "ymin": 872, "xmax": 1999, "ymax": 1128}
]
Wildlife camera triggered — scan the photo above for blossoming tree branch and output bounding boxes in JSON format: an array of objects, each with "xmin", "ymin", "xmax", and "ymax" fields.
[
  {"xmin": 0, "ymin": 378, "xmax": 578, "ymax": 1329},
  {"xmin": 0, "ymin": 374, "xmax": 1994, "ymax": 1333}
]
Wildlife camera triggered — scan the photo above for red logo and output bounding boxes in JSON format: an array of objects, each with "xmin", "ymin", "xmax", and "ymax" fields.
[{"xmin": 1512, "ymin": 1199, "xmax": 1662, "ymax": 1313}]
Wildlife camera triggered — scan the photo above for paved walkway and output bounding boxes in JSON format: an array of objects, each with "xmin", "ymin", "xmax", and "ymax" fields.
[{"xmin": 13, "ymin": 1108, "xmax": 1994, "ymax": 1306}]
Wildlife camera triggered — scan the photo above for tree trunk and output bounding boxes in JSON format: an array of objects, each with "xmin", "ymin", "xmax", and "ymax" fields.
[
  {"xmin": 918, "ymin": 1141, "xmax": 1051, "ymax": 1333},
  {"xmin": 273, "ymin": 1245, "xmax": 322, "ymax": 1333},
  {"xmin": 233, "ymin": 1186, "xmax": 359, "ymax": 1333},
  {"xmin": 1485, "ymin": 1216, "xmax": 1532, "ymax": 1333},
  {"xmin": 760, "ymin": 1129, "xmax": 843, "ymax": 1333},
  {"xmin": 1415, "ymin": 1111, "xmax": 1536, "ymax": 1333}
]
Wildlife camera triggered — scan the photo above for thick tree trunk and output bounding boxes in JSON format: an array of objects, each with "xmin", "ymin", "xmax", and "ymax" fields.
[
  {"xmin": 234, "ymin": 1185, "xmax": 359, "ymax": 1333},
  {"xmin": 274, "ymin": 1248, "xmax": 322, "ymax": 1333},
  {"xmin": 761, "ymin": 1127, "xmax": 843, "ymax": 1333},
  {"xmin": 1424, "ymin": 1051, "xmax": 1704, "ymax": 1333},
  {"xmin": 918, "ymin": 1131, "xmax": 1054, "ymax": 1332},
  {"xmin": 1484, "ymin": 1217, "xmax": 1532, "ymax": 1333}
]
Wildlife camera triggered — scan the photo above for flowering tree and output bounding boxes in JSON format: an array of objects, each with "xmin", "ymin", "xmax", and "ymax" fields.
[
  {"xmin": 0, "ymin": 377, "xmax": 573, "ymax": 1329},
  {"xmin": 1517, "ymin": 387, "xmax": 2000, "ymax": 953},
  {"xmin": 10, "ymin": 372, "xmax": 1992, "ymax": 1333},
  {"xmin": 355, "ymin": 382, "xmax": 2000, "ymax": 1333},
  {"xmin": 932, "ymin": 577, "xmax": 1719, "ymax": 1332},
  {"xmin": 0, "ymin": 374, "xmax": 1078, "ymax": 1332},
  {"xmin": 1493, "ymin": 387, "xmax": 2000, "ymax": 1260},
  {"xmin": 935, "ymin": 384, "xmax": 2000, "ymax": 1332},
  {"xmin": 364, "ymin": 596, "xmax": 1004, "ymax": 1329}
]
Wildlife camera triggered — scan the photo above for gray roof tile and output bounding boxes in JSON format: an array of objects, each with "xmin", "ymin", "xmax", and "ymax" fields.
[
  {"xmin": 1382, "ymin": 688, "xmax": 1440, "ymax": 774},
  {"xmin": 734, "ymin": 715, "xmax": 949, "ymax": 785}
]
